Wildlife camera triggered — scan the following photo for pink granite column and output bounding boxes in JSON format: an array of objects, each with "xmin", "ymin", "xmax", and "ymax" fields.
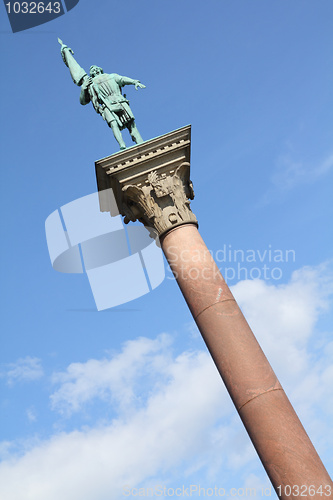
[{"xmin": 161, "ymin": 223, "xmax": 332, "ymax": 500}]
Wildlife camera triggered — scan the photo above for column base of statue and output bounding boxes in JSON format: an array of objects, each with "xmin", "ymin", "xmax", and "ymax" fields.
[{"xmin": 95, "ymin": 126, "xmax": 332, "ymax": 499}]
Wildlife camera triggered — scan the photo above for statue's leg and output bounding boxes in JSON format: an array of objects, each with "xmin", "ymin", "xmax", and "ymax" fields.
[
  {"xmin": 109, "ymin": 120, "xmax": 126, "ymax": 150},
  {"xmin": 128, "ymin": 121, "xmax": 143, "ymax": 144}
]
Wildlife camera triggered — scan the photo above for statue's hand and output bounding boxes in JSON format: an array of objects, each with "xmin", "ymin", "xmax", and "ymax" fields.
[
  {"xmin": 135, "ymin": 81, "xmax": 146, "ymax": 90},
  {"xmin": 82, "ymin": 77, "xmax": 93, "ymax": 90},
  {"xmin": 60, "ymin": 43, "xmax": 74, "ymax": 66},
  {"xmin": 60, "ymin": 45, "xmax": 74, "ymax": 56}
]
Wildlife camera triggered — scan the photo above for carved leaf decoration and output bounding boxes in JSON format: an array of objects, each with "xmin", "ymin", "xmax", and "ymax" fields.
[
  {"xmin": 147, "ymin": 171, "xmax": 159, "ymax": 185},
  {"xmin": 123, "ymin": 184, "xmax": 161, "ymax": 221},
  {"xmin": 175, "ymin": 162, "xmax": 194, "ymax": 200}
]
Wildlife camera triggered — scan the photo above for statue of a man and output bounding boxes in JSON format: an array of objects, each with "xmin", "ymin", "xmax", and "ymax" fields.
[{"xmin": 59, "ymin": 39, "xmax": 146, "ymax": 150}]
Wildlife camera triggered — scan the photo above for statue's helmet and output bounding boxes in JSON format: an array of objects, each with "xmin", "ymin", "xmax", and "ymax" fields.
[{"xmin": 90, "ymin": 65, "xmax": 103, "ymax": 77}]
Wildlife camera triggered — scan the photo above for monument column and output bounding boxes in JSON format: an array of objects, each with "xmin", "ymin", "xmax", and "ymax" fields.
[{"xmin": 95, "ymin": 126, "xmax": 332, "ymax": 499}]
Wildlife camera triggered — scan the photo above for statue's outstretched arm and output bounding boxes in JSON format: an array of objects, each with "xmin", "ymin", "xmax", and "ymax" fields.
[
  {"xmin": 117, "ymin": 75, "xmax": 146, "ymax": 90},
  {"xmin": 58, "ymin": 38, "xmax": 88, "ymax": 87}
]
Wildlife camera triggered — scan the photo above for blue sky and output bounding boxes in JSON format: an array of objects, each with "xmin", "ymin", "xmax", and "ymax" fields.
[{"xmin": 0, "ymin": 0, "xmax": 332, "ymax": 498}]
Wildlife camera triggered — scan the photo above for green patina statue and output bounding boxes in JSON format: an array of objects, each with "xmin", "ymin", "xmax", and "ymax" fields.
[{"xmin": 58, "ymin": 39, "xmax": 146, "ymax": 150}]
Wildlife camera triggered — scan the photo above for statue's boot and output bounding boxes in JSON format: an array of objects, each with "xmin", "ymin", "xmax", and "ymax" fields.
[
  {"xmin": 129, "ymin": 122, "xmax": 143, "ymax": 144},
  {"xmin": 110, "ymin": 122, "xmax": 126, "ymax": 150}
]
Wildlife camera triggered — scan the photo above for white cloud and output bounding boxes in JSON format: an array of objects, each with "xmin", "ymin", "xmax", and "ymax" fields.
[
  {"xmin": 26, "ymin": 407, "xmax": 37, "ymax": 423},
  {"xmin": 232, "ymin": 263, "xmax": 332, "ymax": 365},
  {"xmin": 50, "ymin": 333, "xmax": 174, "ymax": 416},
  {"xmin": 232, "ymin": 263, "xmax": 332, "ymax": 346},
  {"xmin": 0, "ymin": 263, "xmax": 332, "ymax": 500},
  {"xmin": 313, "ymin": 153, "xmax": 333, "ymax": 177},
  {"xmin": 272, "ymin": 152, "xmax": 333, "ymax": 191},
  {"xmin": 0, "ymin": 338, "xmax": 233, "ymax": 500},
  {"xmin": 259, "ymin": 151, "xmax": 333, "ymax": 204},
  {"xmin": 2, "ymin": 357, "xmax": 44, "ymax": 385}
]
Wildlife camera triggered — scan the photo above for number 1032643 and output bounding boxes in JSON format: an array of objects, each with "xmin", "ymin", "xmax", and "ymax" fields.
[
  {"xmin": 5, "ymin": 2, "xmax": 61, "ymax": 14},
  {"xmin": 277, "ymin": 484, "xmax": 332, "ymax": 497}
]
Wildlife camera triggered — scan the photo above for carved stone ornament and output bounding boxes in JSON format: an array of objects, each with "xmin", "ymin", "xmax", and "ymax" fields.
[
  {"xmin": 122, "ymin": 163, "xmax": 196, "ymax": 235},
  {"xmin": 95, "ymin": 125, "xmax": 198, "ymax": 236}
]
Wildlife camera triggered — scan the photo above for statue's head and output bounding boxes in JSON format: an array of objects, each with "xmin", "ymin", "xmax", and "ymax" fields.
[{"xmin": 90, "ymin": 65, "xmax": 103, "ymax": 77}]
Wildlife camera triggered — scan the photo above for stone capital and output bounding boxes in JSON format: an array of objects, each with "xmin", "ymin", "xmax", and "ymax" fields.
[{"xmin": 95, "ymin": 125, "xmax": 197, "ymax": 236}]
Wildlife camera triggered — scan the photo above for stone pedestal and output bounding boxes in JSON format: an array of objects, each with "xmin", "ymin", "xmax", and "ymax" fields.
[
  {"xmin": 95, "ymin": 127, "xmax": 333, "ymax": 499},
  {"xmin": 95, "ymin": 125, "xmax": 197, "ymax": 236}
]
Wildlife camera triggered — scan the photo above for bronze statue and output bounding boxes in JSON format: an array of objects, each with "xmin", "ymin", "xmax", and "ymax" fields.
[{"xmin": 58, "ymin": 39, "xmax": 145, "ymax": 150}]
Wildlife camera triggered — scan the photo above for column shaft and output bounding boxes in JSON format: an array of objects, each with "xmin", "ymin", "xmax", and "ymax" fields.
[{"xmin": 161, "ymin": 224, "xmax": 332, "ymax": 500}]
